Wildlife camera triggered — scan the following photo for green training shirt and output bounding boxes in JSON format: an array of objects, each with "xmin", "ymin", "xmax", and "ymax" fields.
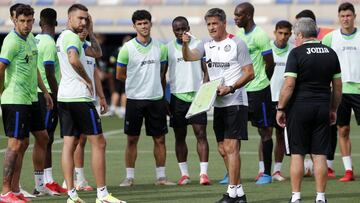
[
  {"xmin": 237, "ymin": 26, "xmax": 272, "ymax": 92},
  {"xmin": 0, "ymin": 30, "xmax": 38, "ymax": 104},
  {"xmin": 35, "ymin": 34, "xmax": 60, "ymax": 93}
]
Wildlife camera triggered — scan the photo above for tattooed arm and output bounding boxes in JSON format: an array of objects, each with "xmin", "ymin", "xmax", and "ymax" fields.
[{"xmin": 85, "ymin": 15, "xmax": 102, "ymax": 58}]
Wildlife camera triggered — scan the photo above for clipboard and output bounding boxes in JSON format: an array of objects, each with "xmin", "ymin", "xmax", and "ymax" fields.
[{"xmin": 185, "ymin": 77, "xmax": 224, "ymax": 119}]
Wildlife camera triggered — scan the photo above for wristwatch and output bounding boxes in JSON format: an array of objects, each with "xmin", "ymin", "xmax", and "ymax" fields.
[
  {"xmin": 228, "ymin": 85, "xmax": 235, "ymax": 94},
  {"xmin": 276, "ymin": 105, "xmax": 285, "ymax": 111}
]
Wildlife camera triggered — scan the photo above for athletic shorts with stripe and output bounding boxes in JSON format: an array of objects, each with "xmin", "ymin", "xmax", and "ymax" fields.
[
  {"xmin": 247, "ymin": 85, "xmax": 272, "ymax": 128},
  {"xmin": 337, "ymin": 94, "xmax": 360, "ymax": 126},
  {"xmin": 30, "ymin": 101, "xmax": 46, "ymax": 132},
  {"xmin": 169, "ymin": 94, "xmax": 207, "ymax": 128},
  {"xmin": 38, "ymin": 92, "xmax": 58, "ymax": 133},
  {"xmin": 58, "ymin": 102, "xmax": 102, "ymax": 137},
  {"xmin": 286, "ymin": 102, "xmax": 331, "ymax": 155},
  {"xmin": 125, "ymin": 99, "xmax": 168, "ymax": 136},
  {"xmin": 213, "ymin": 105, "xmax": 248, "ymax": 142},
  {"xmin": 1, "ymin": 104, "xmax": 31, "ymax": 139}
]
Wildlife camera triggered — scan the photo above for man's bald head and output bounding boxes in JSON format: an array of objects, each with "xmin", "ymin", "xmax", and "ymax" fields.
[{"xmin": 236, "ymin": 2, "xmax": 254, "ymax": 18}]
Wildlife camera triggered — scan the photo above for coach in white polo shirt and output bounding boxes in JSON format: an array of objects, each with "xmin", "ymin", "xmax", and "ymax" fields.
[{"xmin": 182, "ymin": 8, "xmax": 254, "ymax": 203}]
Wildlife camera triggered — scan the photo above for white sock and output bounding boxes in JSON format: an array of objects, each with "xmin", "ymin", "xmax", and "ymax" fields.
[
  {"xmin": 258, "ymin": 161, "xmax": 265, "ymax": 173},
  {"xmin": 68, "ymin": 188, "xmax": 78, "ymax": 199},
  {"xmin": 227, "ymin": 185, "xmax": 237, "ymax": 198},
  {"xmin": 110, "ymin": 105, "xmax": 116, "ymax": 111},
  {"xmin": 326, "ymin": 160, "xmax": 333, "ymax": 169},
  {"xmin": 178, "ymin": 162, "xmax": 189, "ymax": 177},
  {"xmin": 97, "ymin": 186, "xmax": 109, "ymax": 199},
  {"xmin": 34, "ymin": 170, "xmax": 45, "ymax": 190},
  {"xmin": 126, "ymin": 168, "xmax": 135, "ymax": 179},
  {"xmin": 1, "ymin": 192, "xmax": 10, "ymax": 197},
  {"xmin": 200, "ymin": 162, "xmax": 208, "ymax": 175},
  {"xmin": 273, "ymin": 162, "xmax": 282, "ymax": 173},
  {"xmin": 342, "ymin": 156, "xmax": 352, "ymax": 171},
  {"xmin": 13, "ymin": 192, "xmax": 20, "ymax": 195},
  {"xmin": 291, "ymin": 192, "xmax": 301, "ymax": 202},
  {"xmin": 316, "ymin": 192, "xmax": 325, "ymax": 201},
  {"xmin": 75, "ymin": 168, "xmax": 85, "ymax": 182},
  {"xmin": 44, "ymin": 168, "xmax": 54, "ymax": 184},
  {"xmin": 236, "ymin": 184, "xmax": 245, "ymax": 197},
  {"xmin": 156, "ymin": 167, "xmax": 166, "ymax": 179}
]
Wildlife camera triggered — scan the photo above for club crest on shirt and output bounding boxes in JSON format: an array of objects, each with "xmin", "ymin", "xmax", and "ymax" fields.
[{"xmin": 224, "ymin": 44, "xmax": 231, "ymax": 52}]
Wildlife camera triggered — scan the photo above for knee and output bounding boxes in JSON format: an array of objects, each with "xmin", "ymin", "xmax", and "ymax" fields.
[
  {"xmin": 259, "ymin": 128, "xmax": 272, "ymax": 141},
  {"xmin": 10, "ymin": 140, "xmax": 24, "ymax": 152},
  {"xmin": 154, "ymin": 136, "xmax": 166, "ymax": 147},
  {"xmin": 217, "ymin": 144, "xmax": 226, "ymax": 157},
  {"xmin": 339, "ymin": 126, "xmax": 350, "ymax": 138},
  {"xmin": 35, "ymin": 131, "xmax": 49, "ymax": 146},
  {"xmin": 97, "ymin": 137, "xmax": 106, "ymax": 150},
  {"xmin": 223, "ymin": 144, "xmax": 237, "ymax": 155},
  {"xmin": 195, "ymin": 130, "xmax": 207, "ymax": 143},
  {"xmin": 127, "ymin": 136, "xmax": 139, "ymax": 147}
]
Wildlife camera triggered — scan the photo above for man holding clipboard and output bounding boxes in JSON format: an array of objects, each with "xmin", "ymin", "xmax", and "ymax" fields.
[{"xmin": 182, "ymin": 8, "xmax": 254, "ymax": 203}]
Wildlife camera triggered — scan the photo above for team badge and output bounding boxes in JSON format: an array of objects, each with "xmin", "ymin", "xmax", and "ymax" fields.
[{"xmin": 224, "ymin": 44, "xmax": 231, "ymax": 52}]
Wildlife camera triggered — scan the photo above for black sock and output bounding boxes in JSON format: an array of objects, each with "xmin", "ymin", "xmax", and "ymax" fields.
[
  {"xmin": 327, "ymin": 125, "xmax": 337, "ymax": 161},
  {"xmin": 262, "ymin": 139, "xmax": 273, "ymax": 175}
]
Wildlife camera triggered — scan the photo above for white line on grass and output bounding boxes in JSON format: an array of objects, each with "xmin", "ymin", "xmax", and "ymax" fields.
[
  {"xmin": 0, "ymin": 129, "xmax": 123, "ymax": 153},
  {"xmin": 48, "ymin": 150, "xmax": 360, "ymax": 157}
]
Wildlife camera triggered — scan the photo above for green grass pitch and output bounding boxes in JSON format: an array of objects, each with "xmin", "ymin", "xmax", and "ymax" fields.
[{"xmin": 0, "ymin": 116, "xmax": 359, "ymax": 203}]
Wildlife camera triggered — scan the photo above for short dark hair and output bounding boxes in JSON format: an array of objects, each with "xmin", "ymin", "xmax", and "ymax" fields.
[
  {"xmin": 338, "ymin": 2, "xmax": 355, "ymax": 14},
  {"xmin": 132, "ymin": 10, "xmax": 152, "ymax": 24},
  {"xmin": 10, "ymin": 3, "xmax": 24, "ymax": 17},
  {"xmin": 172, "ymin": 16, "xmax": 189, "ymax": 26},
  {"xmin": 68, "ymin": 4, "xmax": 88, "ymax": 14},
  {"xmin": 295, "ymin": 9, "xmax": 316, "ymax": 22},
  {"xmin": 40, "ymin": 8, "xmax": 57, "ymax": 26},
  {"xmin": 15, "ymin": 4, "xmax": 34, "ymax": 18},
  {"xmin": 236, "ymin": 2, "xmax": 254, "ymax": 17},
  {"xmin": 275, "ymin": 20, "xmax": 292, "ymax": 31},
  {"xmin": 204, "ymin": 8, "xmax": 226, "ymax": 22}
]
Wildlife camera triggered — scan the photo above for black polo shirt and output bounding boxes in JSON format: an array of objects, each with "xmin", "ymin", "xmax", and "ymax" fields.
[{"xmin": 284, "ymin": 41, "xmax": 341, "ymax": 103}]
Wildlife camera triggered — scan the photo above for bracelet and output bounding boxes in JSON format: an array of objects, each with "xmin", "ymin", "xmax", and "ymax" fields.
[
  {"xmin": 228, "ymin": 85, "xmax": 235, "ymax": 94},
  {"xmin": 276, "ymin": 105, "xmax": 285, "ymax": 111}
]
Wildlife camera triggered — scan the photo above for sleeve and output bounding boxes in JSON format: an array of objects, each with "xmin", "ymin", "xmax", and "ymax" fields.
[
  {"xmin": 284, "ymin": 49, "xmax": 298, "ymax": 78},
  {"xmin": 256, "ymin": 31, "xmax": 272, "ymax": 56},
  {"xmin": 195, "ymin": 40, "xmax": 205, "ymax": 57},
  {"xmin": 62, "ymin": 32, "xmax": 82, "ymax": 55},
  {"xmin": 333, "ymin": 51, "xmax": 341, "ymax": 79},
  {"xmin": 117, "ymin": 44, "xmax": 129, "ymax": 67},
  {"xmin": 236, "ymin": 38, "xmax": 253, "ymax": 67},
  {"xmin": 160, "ymin": 43, "xmax": 168, "ymax": 64},
  {"xmin": 42, "ymin": 41, "xmax": 56, "ymax": 66},
  {"xmin": 321, "ymin": 32, "xmax": 333, "ymax": 47},
  {"xmin": 0, "ymin": 37, "xmax": 18, "ymax": 65}
]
